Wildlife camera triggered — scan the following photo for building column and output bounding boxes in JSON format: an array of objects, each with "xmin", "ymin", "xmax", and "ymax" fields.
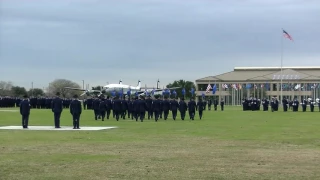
[{"xmin": 218, "ymin": 83, "xmax": 222, "ymax": 103}]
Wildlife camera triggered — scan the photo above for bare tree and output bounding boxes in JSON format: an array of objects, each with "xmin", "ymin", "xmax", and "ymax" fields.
[
  {"xmin": 0, "ymin": 81, "xmax": 13, "ymax": 96},
  {"xmin": 48, "ymin": 79, "xmax": 81, "ymax": 98}
]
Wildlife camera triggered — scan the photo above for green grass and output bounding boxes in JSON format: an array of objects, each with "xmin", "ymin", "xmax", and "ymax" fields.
[{"xmin": 1, "ymin": 107, "xmax": 320, "ymax": 180}]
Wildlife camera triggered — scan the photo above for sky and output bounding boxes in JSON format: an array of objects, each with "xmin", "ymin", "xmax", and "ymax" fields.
[{"xmin": 0, "ymin": 0, "xmax": 319, "ymax": 90}]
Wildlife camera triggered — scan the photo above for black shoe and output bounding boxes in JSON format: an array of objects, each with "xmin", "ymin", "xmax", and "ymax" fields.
[{"xmin": 73, "ymin": 127, "xmax": 76, "ymax": 129}]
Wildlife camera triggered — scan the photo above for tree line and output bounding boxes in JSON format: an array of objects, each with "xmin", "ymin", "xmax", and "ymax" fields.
[{"xmin": 0, "ymin": 79, "xmax": 196, "ymax": 99}]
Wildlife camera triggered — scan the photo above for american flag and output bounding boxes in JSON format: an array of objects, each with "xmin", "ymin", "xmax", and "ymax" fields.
[
  {"xmin": 206, "ymin": 84, "xmax": 212, "ymax": 93},
  {"xmin": 283, "ymin": 29, "xmax": 293, "ymax": 41}
]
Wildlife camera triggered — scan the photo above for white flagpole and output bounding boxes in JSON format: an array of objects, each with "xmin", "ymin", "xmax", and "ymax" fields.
[{"xmin": 280, "ymin": 28, "xmax": 284, "ymax": 103}]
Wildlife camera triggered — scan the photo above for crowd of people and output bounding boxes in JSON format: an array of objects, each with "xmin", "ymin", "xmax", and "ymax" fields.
[
  {"xmin": 242, "ymin": 97, "xmax": 319, "ymax": 112},
  {"xmin": 8, "ymin": 93, "xmax": 226, "ymax": 129},
  {"xmin": 0, "ymin": 96, "xmax": 72, "ymax": 108},
  {"xmin": 5, "ymin": 94, "xmax": 318, "ymax": 130}
]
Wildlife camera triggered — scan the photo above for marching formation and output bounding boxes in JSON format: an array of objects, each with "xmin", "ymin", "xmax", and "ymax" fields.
[
  {"xmin": 89, "ymin": 94, "xmax": 216, "ymax": 122},
  {"xmin": 16, "ymin": 92, "xmax": 226, "ymax": 129}
]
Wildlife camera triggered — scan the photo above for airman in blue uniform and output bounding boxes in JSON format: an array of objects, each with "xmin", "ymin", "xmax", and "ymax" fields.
[
  {"xmin": 70, "ymin": 95, "xmax": 82, "ymax": 129},
  {"xmin": 152, "ymin": 95, "xmax": 161, "ymax": 122},
  {"xmin": 162, "ymin": 97, "xmax": 170, "ymax": 120},
  {"xmin": 20, "ymin": 95, "xmax": 31, "ymax": 129},
  {"xmin": 51, "ymin": 92, "xmax": 63, "ymax": 128},
  {"xmin": 188, "ymin": 98, "xmax": 196, "ymax": 120},
  {"xmin": 196, "ymin": 99, "xmax": 205, "ymax": 119},
  {"xmin": 178, "ymin": 97, "xmax": 187, "ymax": 120},
  {"xmin": 170, "ymin": 98, "xmax": 179, "ymax": 120}
]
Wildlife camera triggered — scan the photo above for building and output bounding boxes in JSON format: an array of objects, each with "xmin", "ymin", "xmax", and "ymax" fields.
[{"xmin": 195, "ymin": 67, "xmax": 320, "ymax": 105}]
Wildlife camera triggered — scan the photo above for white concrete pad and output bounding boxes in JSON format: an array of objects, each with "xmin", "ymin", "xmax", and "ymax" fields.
[
  {"xmin": 0, "ymin": 109, "xmax": 18, "ymax": 112},
  {"xmin": 0, "ymin": 126, "xmax": 117, "ymax": 131}
]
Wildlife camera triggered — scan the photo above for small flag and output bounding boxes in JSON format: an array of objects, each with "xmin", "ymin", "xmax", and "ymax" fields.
[
  {"xmin": 232, "ymin": 84, "xmax": 237, "ymax": 90},
  {"xmin": 172, "ymin": 90, "xmax": 177, "ymax": 97},
  {"xmin": 265, "ymin": 83, "xmax": 270, "ymax": 90},
  {"xmin": 222, "ymin": 84, "xmax": 228, "ymax": 89},
  {"xmin": 283, "ymin": 29, "xmax": 293, "ymax": 41},
  {"xmin": 206, "ymin": 84, "xmax": 212, "ymax": 93},
  {"xmin": 111, "ymin": 90, "xmax": 116, "ymax": 97},
  {"xmin": 182, "ymin": 88, "xmax": 186, "ymax": 95},
  {"xmin": 190, "ymin": 88, "xmax": 195, "ymax": 96},
  {"xmin": 118, "ymin": 90, "xmax": 123, "ymax": 97},
  {"xmin": 212, "ymin": 84, "xmax": 217, "ymax": 94},
  {"xmin": 165, "ymin": 89, "xmax": 170, "ymax": 95}
]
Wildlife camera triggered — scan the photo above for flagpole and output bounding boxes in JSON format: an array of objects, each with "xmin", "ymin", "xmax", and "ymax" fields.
[{"xmin": 280, "ymin": 28, "xmax": 284, "ymax": 104}]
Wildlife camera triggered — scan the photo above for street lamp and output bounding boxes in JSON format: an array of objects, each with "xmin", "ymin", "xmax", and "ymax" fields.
[{"xmin": 31, "ymin": 82, "xmax": 34, "ymax": 96}]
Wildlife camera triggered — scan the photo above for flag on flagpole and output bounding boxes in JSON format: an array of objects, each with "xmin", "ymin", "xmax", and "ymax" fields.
[
  {"xmin": 182, "ymin": 88, "xmax": 186, "ymax": 96},
  {"xmin": 212, "ymin": 84, "xmax": 217, "ymax": 94},
  {"xmin": 206, "ymin": 84, "xmax": 212, "ymax": 93},
  {"xmin": 190, "ymin": 88, "xmax": 195, "ymax": 97},
  {"xmin": 172, "ymin": 90, "xmax": 177, "ymax": 98},
  {"xmin": 127, "ymin": 88, "xmax": 131, "ymax": 96},
  {"xmin": 283, "ymin": 29, "xmax": 293, "ymax": 41}
]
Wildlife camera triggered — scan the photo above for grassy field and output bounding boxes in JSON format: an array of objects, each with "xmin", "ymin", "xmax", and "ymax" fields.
[{"xmin": 1, "ymin": 107, "xmax": 320, "ymax": 180}]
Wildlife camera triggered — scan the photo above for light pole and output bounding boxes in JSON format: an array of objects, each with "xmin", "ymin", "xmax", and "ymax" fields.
[
  {"xmin": 48, "ymin": 83, "xmax": 51, "ymax": 95},
  {"xmin": 31, "ymin": 82, "xmax": 34, "ymax": 96},
  {"xmin": 82, "ymin": 80, "xmax": 84, "ymax": 89}
]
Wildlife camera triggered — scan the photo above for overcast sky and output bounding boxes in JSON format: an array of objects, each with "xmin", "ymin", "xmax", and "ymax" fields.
[{"xmin": 1, "ymin": 0, "xmax": 319, "ymax": 90}]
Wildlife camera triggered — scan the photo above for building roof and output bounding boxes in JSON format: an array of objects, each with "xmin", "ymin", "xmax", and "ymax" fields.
[
  {"xmin": 234, "ymin": 66, "xmax": 320, "ymax": 70},
  {"xmin": 196, "ymin": 66, "xmax": 320, "ymax": 82}
]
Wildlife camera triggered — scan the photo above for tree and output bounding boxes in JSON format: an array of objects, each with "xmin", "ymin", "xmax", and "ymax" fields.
[
  {"xmin": 11, "ymin": 86, "xmax": 27, "ymax": 97},
  {"xmin": 0, "ymin": 81, "xmax": 13, "ymax": 96},
  {"xmin": 0, "ymin": 81, "xmax": 13, "ymax": 90},
  {"xmin": 166, "ymin": 80, "xmax": 196, "ymax": 99},
  {"xmin": 92, "ymin": 86, "xmax": 102, "ymax": 90},
  {"xmin": 28, "ymin": 88, "xmax": 45, "ymax": 97},
  {"xmin": 48, "ymin": 79, "xmax": 81, "ymax": 98}
]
